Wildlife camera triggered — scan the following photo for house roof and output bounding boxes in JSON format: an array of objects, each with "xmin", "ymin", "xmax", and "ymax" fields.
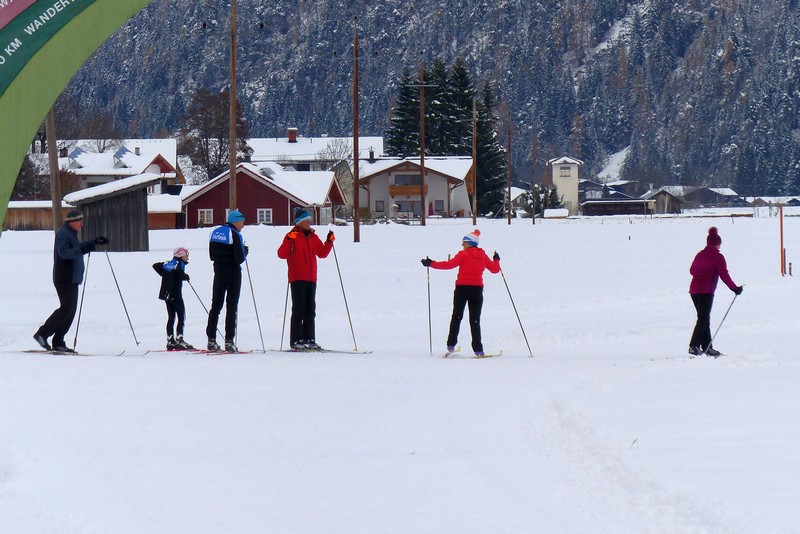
[
  {"xmin": 64, "ymin": 173, "xmax": 161, "ymax": 205},
  {"xmin": 148, "ymin": 194, "xmax": 183, "ymax": 214},
  {"xmin": 708, "ymin": 187, "xmax": 738, "ymax": 197},
  {"xmin": 182, "ymin": 162, "xmax": 345, "ymax": 207},
  {"xmin": 507, "ymin": 186, "xmax": 528, "ymax": 201},
  {"xmin": 30, "ymin": 138, "xmax": 178, "ymax": 177},
  {"xmin": 7, "ymin": 200, "xmax": 73, "ymax": 209},
  {"xmin": 549, "ymin": 156, "xmax": 584, "ymax": 165},
  {"xmin": 640, "ymin": 188, "xmax": 681, "ymax": 201},
  {"xmin": 358, "ymin": 157, "xmax": 473, "ymax": 183},
  {"xmin": 248, "ymin": 136, "xmax": 384, "ymax": 163}
]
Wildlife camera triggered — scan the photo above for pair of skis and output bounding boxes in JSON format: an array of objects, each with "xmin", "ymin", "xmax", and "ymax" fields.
[
  {"xmin": 22, "ymin": 349, "xmax": 146, "ymax": 357},
  {"xmin": 443, "ymin": 347, "xmax": 503, "ymax": 359}
]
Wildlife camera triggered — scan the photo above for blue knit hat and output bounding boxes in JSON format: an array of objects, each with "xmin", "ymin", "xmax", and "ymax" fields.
[
  {"xmin": 294, "ymin": 206, "xmax": 312, "ymax": 225},
  {"xmin": 462, "ymin": 229, "xmax": 481, "ymax": 247},
  {"xmin": 227, "ymin": 209, "xmax": 245, "ymax": 223}
]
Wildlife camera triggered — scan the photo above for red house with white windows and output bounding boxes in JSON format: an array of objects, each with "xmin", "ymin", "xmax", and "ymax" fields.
[{"xmin": 182, "ymin": 162, "xmax": 347, "ymax": 228}]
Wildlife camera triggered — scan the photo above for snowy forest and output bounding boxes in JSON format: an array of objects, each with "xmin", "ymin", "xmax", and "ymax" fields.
[{"xmin": 54, "ymin": 0, "xmax": 800, "ymax": 195}]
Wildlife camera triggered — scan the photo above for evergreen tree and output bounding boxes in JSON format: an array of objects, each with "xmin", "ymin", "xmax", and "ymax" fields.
[
  {"xmin": 384, "ymin": 67, "xmax": 420, "ymax": 157},
  {"xmin": 475, "ymin": 81, "xmax": 508, "ymax": 214}
]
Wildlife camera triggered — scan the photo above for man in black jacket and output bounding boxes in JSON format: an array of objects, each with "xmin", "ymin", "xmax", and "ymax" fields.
[
  {"xmin": 34, "ymin": 210, "xmax": 108, "ymax": 352},
  {"xmin": 206, "ymin": 209, "xmax": 248, "ymax": 352}
]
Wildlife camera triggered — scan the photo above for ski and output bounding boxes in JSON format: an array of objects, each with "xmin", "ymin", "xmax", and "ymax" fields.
[
  {"xmin": 443, "ymin": 346, "xmax": 461, "ymax": 358},
  {"xmin": 269, "ymin": 348, "xmax": 373, "ymax": 354},
  {"xmin": 472, "ymin": 350, "xmax": 503, "ymax": 359},
  {"xmin": 22, "ymin": 349, "xmax": 128, "ymax": 357},
  {"xmin": 444, "ymin": 350, "xmax": 503, "ymax": 359},
  {"xmin": 199, "ymin": 349, "xmax": 254, "ymax": 355}
]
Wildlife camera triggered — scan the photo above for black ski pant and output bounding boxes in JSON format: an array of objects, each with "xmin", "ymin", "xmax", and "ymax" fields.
[
  {"xmin": 447, "ymin": 284, "xmax": 484, "ymax": 353},
  {"xmin": 206, "ymin": 265, "xmax": 241, "ymax": 342},
  {"xmin": 690, "ymin": 293, "xmax": 714, "ymax": 350},
  {"xmin": 290, "ymin": 281, "xmax": 317, "ymax": 344},
  {"xmin": 38, "ymin": 282, "xmax": 79, "ymax": 346},
  {"xmin": 165, "ymin": 298, "xmax": 186, "ymax": 338}
]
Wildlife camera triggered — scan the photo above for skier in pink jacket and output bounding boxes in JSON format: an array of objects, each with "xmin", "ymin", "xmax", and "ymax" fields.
[{"xmin": 688, "ymin": 227, "xmax": 743, "ymax": 356}]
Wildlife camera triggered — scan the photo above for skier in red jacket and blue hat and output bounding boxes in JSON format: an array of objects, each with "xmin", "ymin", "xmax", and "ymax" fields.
[
  {"xmin": 688, "ymin": 226, "xmax": 743, "ymax": 356},
  {"xmin": 421, "ymin": 229, "xmax": 500, "ymax": 356}
]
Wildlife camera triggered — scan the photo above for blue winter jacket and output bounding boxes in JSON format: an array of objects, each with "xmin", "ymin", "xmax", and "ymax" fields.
[{"xmin": 53, "ymin": 223, "xmax": 95, "ymax": 284}]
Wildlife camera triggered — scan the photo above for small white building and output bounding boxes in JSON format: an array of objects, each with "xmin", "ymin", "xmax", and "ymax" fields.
[
  {"xmin": 357, "ymin": 157, "xmax": 473, "ymax": 219},
  {"xmin": 548, "ymin": 156, "xmax": 583, "ymax": 216}
]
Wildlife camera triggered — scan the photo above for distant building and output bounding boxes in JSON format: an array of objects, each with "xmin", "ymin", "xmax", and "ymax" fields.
[
  {"xmin": 548, "ymin": 156, "xmax": 583, "ymax": 215},
  {"xmin": 640, "ymin": 188, "xmax": 683, "ymax": 214}
]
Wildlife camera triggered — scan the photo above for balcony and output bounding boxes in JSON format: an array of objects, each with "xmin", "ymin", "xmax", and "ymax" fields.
[{"xmin": 389, "ymin": 184, "xmax": 428, "ymax": 197}]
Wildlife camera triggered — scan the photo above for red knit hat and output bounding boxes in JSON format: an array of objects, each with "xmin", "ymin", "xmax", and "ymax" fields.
[{"xmin": 706, "ymin": 227, "xmax": 722, "ymax": 247}]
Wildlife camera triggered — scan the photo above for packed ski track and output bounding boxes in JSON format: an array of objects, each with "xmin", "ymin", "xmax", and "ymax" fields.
[{"xmin": 1, "ymin": 215, "xmax": 799, "ymax": 532}]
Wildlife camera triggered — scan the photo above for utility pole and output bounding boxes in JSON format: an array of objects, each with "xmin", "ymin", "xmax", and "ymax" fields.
[
  {"xmin": 471, "ymin": 99, "xmax": 477, "ymax": 226},
  {"xmin": 45, "ymin": 108, "xmax": 62, "ymax": 229},
  {"xmin": 419, "ymin": 67, "xmax": 427, "ymax": 226},
  {"xmin": 507, "ymin": 124, "xmax": 512, "ymax": 225},
  {"xmin": 352, "ymin": 20, "xmax": 360, "ymax": 242},
  {"xmin": 228, "ymin": 0, "xmax": 238, "ymax": 211}
]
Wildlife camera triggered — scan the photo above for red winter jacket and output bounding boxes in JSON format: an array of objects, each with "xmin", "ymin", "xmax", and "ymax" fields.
[
  {"xmin": 689, "ymin": 245, "xmax": 738, "ymax": 294},
  {"xmin": 277, "ymin": 227, "xmax": 332, "ymax": 282},
  {"xmin": 430, "ymin": 246, "xmax": 500, "ymax": 286}
]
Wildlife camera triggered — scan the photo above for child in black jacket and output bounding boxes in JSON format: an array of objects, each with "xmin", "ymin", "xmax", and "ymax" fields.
[{"xmin": 153, "ymin": 247, "xmax": 194, "ymax": 350}]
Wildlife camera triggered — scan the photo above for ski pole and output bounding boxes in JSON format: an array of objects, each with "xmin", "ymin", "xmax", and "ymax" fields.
[
  {"xmin": 105, "ymin": 251, "xmax": 140, "ymax": 345},
  {"xmin": 498, "ymin": 263, "xmax": 533, "ymax": 356},
  {"xmin": 244, "ymin": 259, "xmax": 266, "ymax": 352},
  {"xmin": 280, "ymin": 281, "xmax": 290, "ymax": 350},
  {"xmin": 704, "ymin": 293, "xmax": 739, "ymax": 355},
  {"xmin": 72, "ymin": 251, "xmax": 91, "ymax": 352},
  {"xmin": 426, "ymin": 262, "xmax": 432, "ymax": 354},
  {"xmin": 331, "ymin": 242, "xmax": 358, "ymax": 351},
  {"xmin": 187, "ymin": 280, "xmax": 224, "ymax": 340}
]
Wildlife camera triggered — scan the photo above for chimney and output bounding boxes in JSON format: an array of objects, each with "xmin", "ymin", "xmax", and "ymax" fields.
[
  {"xmin": 368, "ymin": 147, "xmax": 376, "ymax": 163},
  {"xmin": 59, "ymin": 147, "xmax": 68, "ymax": 158},
  {"xmin": 288, "ymin": 127, "xmax": 298, "ymax": 143},
  {"xmin": 134, "ymin": 146, "xmax": 141, "ymax": 156}
]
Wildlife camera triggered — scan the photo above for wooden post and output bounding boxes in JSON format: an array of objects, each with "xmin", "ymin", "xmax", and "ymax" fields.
[
  {"xmin": 229, "ymin": 0, "xmax": 238, "ymax": 211},
  {"xmin": 45, "ymin": 108, "xmax": 62, "ymax": 229},
  {"xmin": 507, "ymin": 124, "xmax": 512, "ymax": 225},
  {"xmin": 352, "ymin": 22, "xmax": 360, "ymax": 242},
  {"xmin": 472, "ymin": 99, "xmax": 477, "ymax": 225},
  {"xmin": 419, "ymin": 67, "xmax": 426, "ymax": 226},
  {"xmin": 780, "ymin": 205, "xmax": 785, "ymax": 276}
]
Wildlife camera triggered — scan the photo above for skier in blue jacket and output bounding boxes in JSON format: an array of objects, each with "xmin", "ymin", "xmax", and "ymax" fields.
[{"xmin": 153, "ymin": 247, "xmax": 194, "ymax": 350}]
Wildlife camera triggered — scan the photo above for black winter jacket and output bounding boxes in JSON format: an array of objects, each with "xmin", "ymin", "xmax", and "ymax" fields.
[
  {"xmin": 53, "ymin": 223, "xmax": 95, "ymax": 284},
  {"xmin": 152, "ymin": 258, "xmax": 189, "ymax": 301}
]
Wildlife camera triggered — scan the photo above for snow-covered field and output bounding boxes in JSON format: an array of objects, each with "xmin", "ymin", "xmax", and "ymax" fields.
[{"xmin": 1, "ymin": 215, "xmax": 798, "ymax": 533}]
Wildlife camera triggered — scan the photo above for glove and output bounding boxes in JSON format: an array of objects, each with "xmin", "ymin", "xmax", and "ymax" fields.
[
  {"xmin": 286, "ymin": 231, "xmax": 300, "ymax": 240},
  {"xmin": 421, "ymin": 258, "xmax": 432, "ymax": 267},
  {"xmin": 244, "ymin": 245, "xmax": 249, "ymax": 255},
  {"xmin": 326, "ymin": 230, "xmax": 335, "ymax": 243},
  {"xmin": 94, "ymin": 236, "xmax": 109, "ymax": 245},
  {"xmin": 184, "ymin": 274, "xmax": 191, "ymax": 281},
  {"xmin": 734, "ymin": 285, "xmax": 743, "ymax": 295},
  {"xmin": 493, "ymin": 251, "xmax": 500, "ymax": 261}
]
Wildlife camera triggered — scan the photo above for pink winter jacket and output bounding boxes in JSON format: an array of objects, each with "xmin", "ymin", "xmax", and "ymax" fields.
[{"xmin": 689, "ymin": 246, "xmax": 738, "ymax": 294}]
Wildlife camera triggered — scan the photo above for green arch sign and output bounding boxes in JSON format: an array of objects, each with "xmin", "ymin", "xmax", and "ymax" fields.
[{"xmin": 0, "ymin": 0, "xmax": 155, "ymax": 228}]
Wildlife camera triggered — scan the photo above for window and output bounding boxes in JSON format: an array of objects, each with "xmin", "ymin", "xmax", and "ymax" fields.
[
  {"xmin": 375, "ymin": 200, "xmax": 385, "ymax": 212},
  {"xmin": 257, "ymin": 208, "xmax": 273, "ymax": 225},
  {"xmin": 560, "ymin": 166, "xmax": 571, "ymax": 177},
  {"xmin": 395, "ymin": 174, "xmax": 421, "ymax": 186},
  {"xmin": 198, "ymin": 209, "xmax": 213, "ymax": 226},
  {"xmin": 434, "ymin": 200, "xmax": 444, "ymax": 212}
]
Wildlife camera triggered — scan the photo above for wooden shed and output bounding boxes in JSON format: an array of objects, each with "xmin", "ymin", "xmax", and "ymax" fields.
[
  {"xmin": 640, "ymin": 188, "xmax": 683, "ymax": 214},
  {"xmin": 581, "ymin": 199, "xmax": 655, "ymax": 216},
  {"xmin": 63, "ymin": 173, "xmax": 160, "ymax": 252},
  {"xmin": 3, "ymin": 201, "xmax": 73, "ymax": 231}
]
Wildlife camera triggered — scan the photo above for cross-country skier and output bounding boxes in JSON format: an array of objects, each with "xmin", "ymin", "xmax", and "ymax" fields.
[
  {"xmin": 421, "ymin": 229, "xmax": 500, "ymax": 356},
  {"xmin": 688, "ymin": 226, "xmax": 743, "ymax": 356},
  {"xmin": 206, "ymin": 210, "xmax": 248, "ymax": 352},
  {"xmin": 153, "ymin": 247, "xmax": 194, "ymax": 351},
  {"xmin": 277, "ymin": 206, "xmax": 334, "ymax": 351},
  {"xmin": 33, "ymin": 209, "xmax": 108, "ymax": 352}
]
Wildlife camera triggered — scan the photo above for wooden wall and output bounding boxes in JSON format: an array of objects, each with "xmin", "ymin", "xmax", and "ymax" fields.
[
  {"xmin": 78, "ymin": 190, "xmax": 149, "ymax": 252},
  {"xmin": 3, "ymin": 207, "xmax": 56, "ymax": 230}
]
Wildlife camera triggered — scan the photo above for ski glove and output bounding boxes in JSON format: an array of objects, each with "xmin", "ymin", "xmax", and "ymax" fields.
[
  {"xmin": 94, "ymin": 236, "xmax": 109, "ymax": 245},
  {"xmin": 244, "ymin": 245, "xmax": 249, "ymax": 255},
  {"xmin": 421, "ymin": 258, "xmax": 433, "ymax": 267},
  {"xmin": 493, "ymin": 251, "xmax": 500, "ymax": 261},
  {"xmin": 326, "ymin": 231, "xmax": 335, "ymax": 242},
  {"xmin": 734, "ymin": 285, "xmax": 743, "ymax": 295}
]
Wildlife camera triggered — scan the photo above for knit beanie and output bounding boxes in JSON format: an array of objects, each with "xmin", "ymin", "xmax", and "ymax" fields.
[
  {"xmin": 65, "ymin": 209, "xmax": 84, "ymax": 222},
  {"xmin": 707, "ymin": 227, "xmax": 722, "ymax": 247},
  {"xmin": 294, "ymin": 206, "xmax": 312, "ymax": 225},
  {"xmin": 227, "ymin": 209, "xmax": 245, "ymax": 223},
  {"xmin": 173, "ymin": 247, "xmax": 189, "ymax": 258},
  {"xmin": 463, "ymin": 229, "xmax": 481, "ymax": 247}
]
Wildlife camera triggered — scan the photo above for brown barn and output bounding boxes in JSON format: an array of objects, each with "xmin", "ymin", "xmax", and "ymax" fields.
[
  {"xmin": 182, "ymin": 162, "xmax": 346, "ymax": 228},
  {"xmin": 640, "ymin": 188, "xmax": 683, "ymax": 214},
  {"xmin": 3, "ymin": 201, "xmax": 74, "ymax": 231},
  {"xmin": 581, "ymin": 199, "xmax": 655, "ymax": 216},
  {"xmin": 63, "ymin": 173, "xmax": 160, "ymax": 252}
]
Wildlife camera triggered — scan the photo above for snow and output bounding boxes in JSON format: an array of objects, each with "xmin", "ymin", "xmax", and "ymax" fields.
[
  {"xmin": 147, "ymin": 194, "xmax": 183, "ymax": 214},
  {"xmin": 63, "ymin": 173, "xmax": 161, "ymax": 204},
  {"xmin": 360, "ymin": 156, "xmax": 473, "ymax": 182},
  {"xmin": 597, "ymin": 147, "xmax": 630, "ymax": 182},
  {"xmin": 1, "ymin": 215, "xmax": 799, "ymax": 532},
  {"xmin": 248, "ymin": 135, "xmax": 385, "ymax": 163}
]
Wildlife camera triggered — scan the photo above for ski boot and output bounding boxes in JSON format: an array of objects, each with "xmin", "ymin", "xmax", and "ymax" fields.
[
  {"xmin": 207, "ymin": 338, "xmax": 221, "ymax": 351},
  {"xmin": 167, "ymin": 336, "xmax": 179, "ymax": 351},
  {"xmin": 174, "ymin": 336, "xmax": 194, "ymax": 350},
  {"xmin": 225, "ymin": 340, "xmax": 239, "ymax": 353}
]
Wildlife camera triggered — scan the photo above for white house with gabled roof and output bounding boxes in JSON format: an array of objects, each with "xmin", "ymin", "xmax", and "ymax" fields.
[
  {"xmin": 357, "ymin": 156, "xmax": 473, "ymax": 219},
  {"xmin": 548, "ymin": 156, "xmax": 583, "ymax": 215}
]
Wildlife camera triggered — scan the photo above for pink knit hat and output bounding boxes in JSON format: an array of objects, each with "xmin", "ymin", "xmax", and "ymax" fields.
[
  {"xmin": 706, "ymin": 227, "xmax": 722, "ymax": 247},
  {"xmin": 173, "ymin": 247, "xmax": 189, "ymax": 258}
]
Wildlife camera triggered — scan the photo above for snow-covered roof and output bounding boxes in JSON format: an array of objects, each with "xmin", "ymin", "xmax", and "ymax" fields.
[
  {"xmin": 640, "ymin": 188, "xmax": 681, "ymax": 200},
  {"xmin": 248, "ymin": 136, "xmax": 384, "ymax": 163},
  {"xmin": 64, "ymin": 173, "xmax": 161, "ymax": 204},
  {"xmin": 29, "ymin": 139, "xmax": 178, "ymax": 177},
  {"xmin": 359, "ymin": 157, "xmax": 473, "ymax": 182},
  {"xmin": 183, "ymin": 163, "xmax": 342, "ymax": 207},
  {"xmin": 549, "ymin": 156, "xmax": 584, "ymax": 166},
  {"xmin": 507, "ymin": 186, "xmax": 528, "ymax": 201},
  {"xmin": 708, "ymin": 187, "xmax": 738, "ymax": 197},
  {"xmin": 148, "ymin": 194, "xmax": 183, "ymax": 214},
  {"xmin": 7, "ymin": 200, "xmax": 73, "ymax": 209}
]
